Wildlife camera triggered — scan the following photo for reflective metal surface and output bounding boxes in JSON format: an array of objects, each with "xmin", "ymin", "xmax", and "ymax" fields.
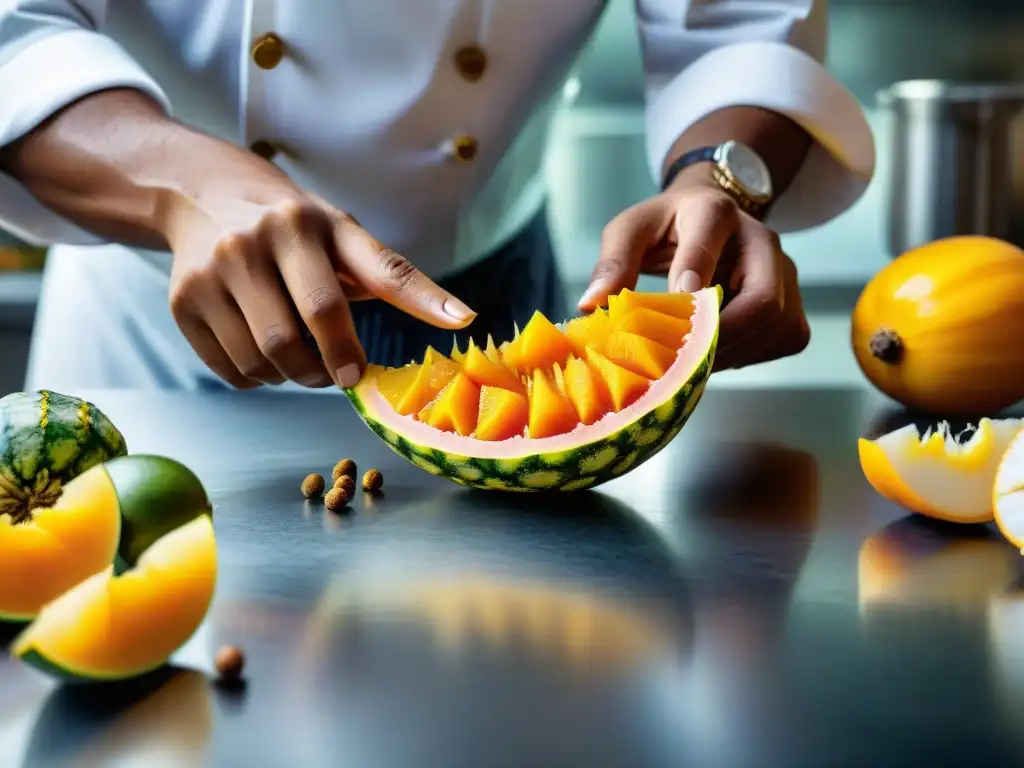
[{"xmin": 3, "ymin": 387, "xmax": 1024, "ymax": 767}]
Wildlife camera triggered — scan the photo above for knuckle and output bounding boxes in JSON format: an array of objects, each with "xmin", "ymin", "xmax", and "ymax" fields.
[
  {"xmin": 272, "ymin": 199, "xmax": 319, "ymax": 229},
  {"xmin": 257, "ymin": 323, "xmax": 300, "ymax": 359},
  {"xmin": 702, "ymin": 191, "xmax": 739, "ymax": 222},
  {"xmin": 302, "ymin": 284, "xmax": 344, "ymax": 319},
  {"xmin": 337, "ymin": 211, "xmax": 361, "ymax": 228},
  {"xmin": 168, "ymin": 273, "xmax": 204, "ymax": 318},
  {"xmin": 376, "ymin": 247, "xmax": 420, "ymax": 293}
]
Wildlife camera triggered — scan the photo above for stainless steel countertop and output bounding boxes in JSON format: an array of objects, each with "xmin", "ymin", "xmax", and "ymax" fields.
[{"xmin": 2, "ymin": 388, "xmax": 1024, "ymax": 767}]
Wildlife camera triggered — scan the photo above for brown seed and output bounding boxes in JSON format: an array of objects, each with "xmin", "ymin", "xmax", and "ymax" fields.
[
  {"xmin": 362, "ymin": 469, "xmax": 383, "ymax": 493},
  {"xmin": 332, "ymin": 458, "xmax": 357, "ymax": 483},
  {"xmin": 301, "ymin": 473, "xmax": 325, "ymax": 498},
  {"xmin": 325, "ymin": 486, "xmax": 350, "ymax": 511},
  {"xmin": 215, "ymin": 645, "xmax": 245, "ymax": 681},
  {"xmin": 334, "ymin": 474, "xmax": 356, "ymax": 495}
]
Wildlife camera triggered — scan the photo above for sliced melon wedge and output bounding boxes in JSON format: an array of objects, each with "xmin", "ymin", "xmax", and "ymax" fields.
[
  {"xmin": 858, "ymin": 418, "xmax": 1023, "ymax": 523},
  {"xmin": 345, "ymin": 286, "xmax": 721, "ymax": 492},
  {"xmin": 0, "ymin": 463, "xmax": 121, "ymax": 622},
  {"xmin": 994, "ymin": 427, "xmax": 1024, "ymax": 549},
  {"xmin": 12, "ymin": 514, "xmax": 217, "ymax": 681}
]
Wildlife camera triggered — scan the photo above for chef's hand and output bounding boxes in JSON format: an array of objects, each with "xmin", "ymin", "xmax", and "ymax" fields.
[
  {"xmin": 579, "ymin": 167, "xmax": 810, "ymax": 371},
  {"xmin": 161, "ymin": 150, "xmax": 476, "ymax": 391}
]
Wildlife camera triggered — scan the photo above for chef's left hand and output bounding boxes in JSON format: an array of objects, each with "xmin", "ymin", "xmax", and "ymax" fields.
[{"xmin": 579, "ymin": 168, "xmax": 810, "ymax": 371}]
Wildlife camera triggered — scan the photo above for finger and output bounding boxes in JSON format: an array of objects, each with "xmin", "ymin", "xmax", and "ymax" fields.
[
  {"xmin": 226, "ymin": 256, "xmax": 334, "ymax": 387},
  {"xmin": 717, "ymin": 221, "xmax": 786, "ymax": 349},
  {"xmin": 713, "ymin": 313, "xmax": 784, "ymax": 371},
  {"xmin": 579, "ymin": 201, "xmax": 661, "ymax": 311},
  {"xmin": 270, "ymin": 222, "xmax": 365, "ymax": 389},
  {"xmin": 332, "ymin": 214, "xmax": 476, "ymax": 329},
  {"xmin": 668, "ymin": 194, "xmax": 739, "ymax": 294},
  {"xmin": 177, "ymin": 317, "xmax": 260, "ymax": 390},
  {"xmin": 206, "ymin": 292, "xmax": 288, "ymax": 385}
]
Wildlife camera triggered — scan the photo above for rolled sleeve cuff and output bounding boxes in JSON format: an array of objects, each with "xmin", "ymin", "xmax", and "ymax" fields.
[
  {"xmin": 645, "ymin": 40, "xmax": 876, "ymax": 233},
  {"xmin": 0, "ymin": 28, "xmax": 172, "ymax": 246}
]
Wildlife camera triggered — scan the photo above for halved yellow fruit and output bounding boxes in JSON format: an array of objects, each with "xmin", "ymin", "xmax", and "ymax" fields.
[
  {"xmin": 12, "ymin": 514, "xmax": 218, "ymax": 682},
  {"xmin": 858, "ymin": 418, "xmax": 1022, "ymax": 523},
  {"xmin": 994, "ymin": 427, "xmax": 1024, "ymax": 549},
  {"xmin": 0, "ymin": 463, "xmax": 121, "ymax": 622}
]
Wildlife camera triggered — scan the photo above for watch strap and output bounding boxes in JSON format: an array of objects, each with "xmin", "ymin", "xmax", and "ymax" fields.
[{"xmin": 660, "ymin": 146, "xmax": 717, "ymax": 192}]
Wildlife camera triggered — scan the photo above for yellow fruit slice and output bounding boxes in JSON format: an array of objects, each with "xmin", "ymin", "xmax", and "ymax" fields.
[
  {"xmin": 375, "ymin": 362, "xmax": 422, "ymax": 411},
  {"xmin": 602, "ymin": 331, "xmax": 678, "ymax": 379},
  {"xmin": 460, "ymin": 340, "xmax": 524, "ymax": 394},
  {"xmin": 475, "ymin": 386, "xmax": 529, "ymax": 442},
  {"xmin": 994, "ymin": 427, "xmax": 1024, "ymax": 549},
  {"xmin": 527, "ymin": 369, "xmax": 579, "ymax": 439},
  {"xmin": 563, "ymin": 308, "xmax": 612, "ymax": 358},
  {"xmin": 419, "ymin": 372, "xmax": 480, "ymax": 436},
  {"xmin": 0, "ymin": 463, "xmax": 121, "ymax": 622},
  {"xmin": 584, "ymin": 347, "xmax": 650, "ymax": 412},
  {"xmin": 12, "ymin": 514, "xmax": 218, "ymax": 681},
  {"xmin": 858, "ymin": 418, "xmax": 1023, "ymax": 523}
]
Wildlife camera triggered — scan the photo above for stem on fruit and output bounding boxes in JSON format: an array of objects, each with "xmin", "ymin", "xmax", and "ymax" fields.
[{"xmin": 869, "ymin": 328, "xmax": 904, "ymax": 364}]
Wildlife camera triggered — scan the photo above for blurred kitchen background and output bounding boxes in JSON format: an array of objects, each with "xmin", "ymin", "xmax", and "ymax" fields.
[{"xmin": 2, "ymin": 0, "xmax": 1024, "ymax": 396}]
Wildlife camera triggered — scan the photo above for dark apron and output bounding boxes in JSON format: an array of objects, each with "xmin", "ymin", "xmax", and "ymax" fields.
[{"xmin": 349, "ymin": 206, "xmax": 568, "ymax": 368}]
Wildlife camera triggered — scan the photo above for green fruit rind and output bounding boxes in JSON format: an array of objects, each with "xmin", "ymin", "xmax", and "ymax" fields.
[
  {"xmin": 103, "ymin": 455, "xmax": 214, "ymax": 569},
  {"xmin": 14, "ymin": 647, "xmax": 167, "ymax": 684},
  {"xmin": 343, "ymin": 290, "xmax": 719, "ymax": 491},
  {"xmin": 0, "ymin": 390, "xmax": 127, "ymax": 521}
]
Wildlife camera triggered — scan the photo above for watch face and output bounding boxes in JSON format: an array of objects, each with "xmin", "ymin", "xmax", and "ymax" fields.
[{"xmin": 718, "ymin": 141, "xmax": 773, "ymax": 199}]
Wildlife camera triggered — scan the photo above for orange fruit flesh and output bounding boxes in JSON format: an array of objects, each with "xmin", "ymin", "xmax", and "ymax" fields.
[
  {"xmin": 374, "ymin": 290, "xmax": 695, "ymax": 440},
  {"xmin": 564, "ymin": 308, "xmax": 612, "ymax": 358},
  {"xmin": 608, "ymin": 288, "xmax": 693, "ymax": 321},
  {"xmin": 461, "ymin": 342, "xmax": 524, "ymax": 394},
  {"xmin": 614, "ymin": 307, "xmax": 691, "ymax": 350},
  {"xmin": 476, "ymin": 386, "xmax": 529, "ymax": 441},
  {"xmin": 12, "ymin": 514, "xmax": 217, "ymax": 679},
  {"xmin": 528, "ymin": 369, "xmax": 580, "ymax": 439},
  {"xmin": 562, "ymin": 355, "xmax": 613, "ymax": 426},
  {"xmin": 0, "ymin": 464, "xmax": 121, "ymax": 620},
  {"xmin": 419, "ymin": 373, "xmax": 480, "ymax": 436},
  {"xmin": 503, "ymin": 312, "xmax": 575, "ymax": 374},
  {"xmin": 585, "ymin": 347, "xmax": 651, "ymax": 412},
  {"xmin": 602, "ymin": 331, "xmax": 678, "ymax": 379},
  {"xmin": 395, "ymin": 347, "xmax": 460, "ymax": 415}
]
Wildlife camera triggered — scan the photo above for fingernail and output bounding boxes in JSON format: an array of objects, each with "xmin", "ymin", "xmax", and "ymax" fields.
[
  {"xmin": 578, "ymin": 281, "xmax": 606, "ymax": 309},
  {"xmin": 336, "ymin": 363, "xmax": 361, "ymax": 389},
  {"xmin": 442, "ymin": 297, "xmax": 476, "ymax": 323},
  {"xmin": 675, "ymin": 270, "xmax": 703, "ymax": 294}
]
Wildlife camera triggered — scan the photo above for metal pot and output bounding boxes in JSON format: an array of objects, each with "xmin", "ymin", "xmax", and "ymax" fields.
[{"xmin": 876, "ymin": 79, "xmax": 1024, "ymax": 256}]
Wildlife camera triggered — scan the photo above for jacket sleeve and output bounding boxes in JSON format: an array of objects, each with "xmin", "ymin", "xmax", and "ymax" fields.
[
  {"xmin": 636, "ymin": 0, "xmax": 875, "ymax": 232},
  {"xmin": 0, "ymin": 1, "xmax": 171, "ymax": 246}
]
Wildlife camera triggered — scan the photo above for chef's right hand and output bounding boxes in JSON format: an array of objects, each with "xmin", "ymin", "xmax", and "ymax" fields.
[{"xmin": 160, "ymin": 152, "xmax": 476, "ymax": 391}]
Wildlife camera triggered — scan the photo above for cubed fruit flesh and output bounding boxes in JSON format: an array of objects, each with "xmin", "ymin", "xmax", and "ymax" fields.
[
  {"xmin": 475, "ymin": 386, "xmax": 530, "ymax": 441},
  {"xmin": 501, "ymin": 312, "xmax": 575, "ymax": 375},
  {"xmin": 461, "ymin": 340, "xmax": 524, "ymax": 394},
  {"xmin": 585, "ymin": 347, "xmax": 650, "ymax": 412},
  {"xmin": 602, "ymin": 331, "xmax": 678, "ymax": 379},
  {"xmin": 393, "ymin": 347, "xmax": 460, "ymax": 415},
  {"xmin": 527, "ymin": 369, "xmax": 580, "ymax": 439},
  {"xmin": 608, "ymin": 288, "xmax": 693, "ymax": 322},
  {"xmin": 562, "ymin": 356, "xmax": 613, "ymax": 426},
  {"xmin": 564, "ymin": 308, "xmax": 612, "ymax": 358},
  {"xmin": 376, "ymin": 363, "xmax": 422, "ymax": 412},
  {"xmin": 613, "ymin": 307, "xmax": 691, "ymax": 350},
  {"xmin": 418, "ymin": 372, "xmax": 480, "ymax": 436}
]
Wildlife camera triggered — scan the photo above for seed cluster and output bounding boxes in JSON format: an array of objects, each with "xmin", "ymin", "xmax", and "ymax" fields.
[{"xmin": 302, "ymin": 457, "xmax": 383, "ymax": 512}]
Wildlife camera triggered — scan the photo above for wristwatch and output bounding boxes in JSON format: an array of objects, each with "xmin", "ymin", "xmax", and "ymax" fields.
[{"xmin": 661, "ymin": 140, "xmax": 774, "ymax": 219}]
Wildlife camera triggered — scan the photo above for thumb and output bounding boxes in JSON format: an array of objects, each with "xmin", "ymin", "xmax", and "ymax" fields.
[
  {"xmin": 667, "ymin": 194, "xmax": 739, "ymax": 294},
  {"xmin": 332, "ymin": 214, "xmax": 476, "ymax": 329},
  {"xmin": 578, "ymin": 202, "xmax": 661, "ymax": 311}
]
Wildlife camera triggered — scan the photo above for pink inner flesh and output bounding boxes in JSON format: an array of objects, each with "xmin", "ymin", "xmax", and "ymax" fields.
[{"xmin": 360, "ymin": 288, "xmax": 718, "ymax": 458}]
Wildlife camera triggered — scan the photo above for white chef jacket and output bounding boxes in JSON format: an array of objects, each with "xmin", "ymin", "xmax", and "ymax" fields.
[{"xmin": 0, "ymin": 0, "xmax": 875, "ymax": 391}]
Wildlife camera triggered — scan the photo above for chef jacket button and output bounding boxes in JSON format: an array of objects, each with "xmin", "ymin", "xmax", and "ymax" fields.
[
  {"xmin": 251, "ymin": 33, "xmax": 286, "ymax": 70},
  {"xmin": 249, "ymin": 139, "xmax": 280, "ymax": 160},
  {"xmin": 454, "ymin": 45, "xmax": 487, "ymax": 82},
  {"xmin": 446, "ymin": 135, "xmax": 478, "ymax": 163}
]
